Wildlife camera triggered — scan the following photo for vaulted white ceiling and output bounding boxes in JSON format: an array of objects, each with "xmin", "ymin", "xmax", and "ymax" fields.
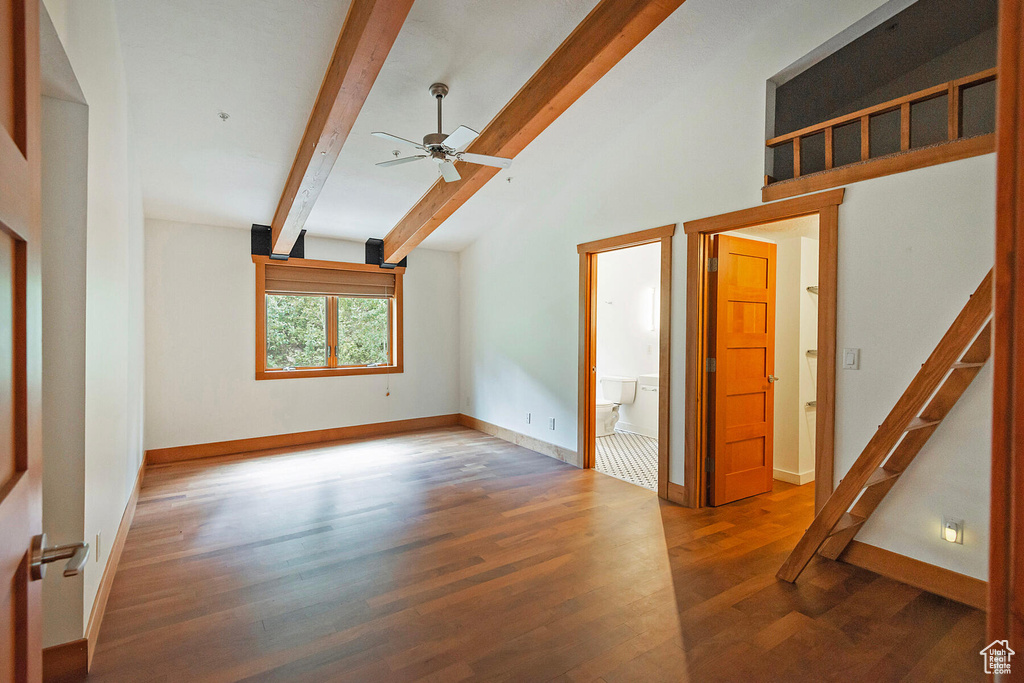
[{"xmin": 114, "ymin": 0, "xmax": 602, "ymax": 250}]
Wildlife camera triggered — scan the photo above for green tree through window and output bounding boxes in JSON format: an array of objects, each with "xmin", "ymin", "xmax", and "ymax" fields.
[
  {"xmin": 337, "ymin": 298, "xmax": 389, "ymax": 365},
  {"xmin": 266, "ymin": 295, "xmax": 327, "ymax": 368}
]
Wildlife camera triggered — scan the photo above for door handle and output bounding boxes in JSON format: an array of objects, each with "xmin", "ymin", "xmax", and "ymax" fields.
[
  {"xmin": 768, "ymin": 375, "xmax": 779, "ymax": 384},
  {"xmin": 30, "ymin": 533, "xmax": 90, "ymax": 581}
]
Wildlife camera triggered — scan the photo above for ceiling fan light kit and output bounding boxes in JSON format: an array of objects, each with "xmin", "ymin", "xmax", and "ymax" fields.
[{"xmin": 372, "ymin": 82, "xmax": 513, "ymax": 182}]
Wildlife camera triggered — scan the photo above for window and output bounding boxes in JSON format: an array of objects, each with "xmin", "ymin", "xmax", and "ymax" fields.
[{"xmin": 254, "ymin": 257, "xmax": 403, "ymax": 379}]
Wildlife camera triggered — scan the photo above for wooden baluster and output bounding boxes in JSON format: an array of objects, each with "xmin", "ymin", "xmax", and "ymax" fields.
[
  {"xmin": 792, "ymin": 136, "xmax": 801, "ymax": 178},
  {"xmin": 948, "ymin": 83, "xmax": 961, "ymax": 140},
  {"xmin": 900, "ymin": 102, "xmax": 911, "ymax": 151},
  {"xmin": 824, "ymin": 126, "xmax": 833, "ymax": 170},
  {"xmin": 860, "ymin": 115, "xmax": 870, "ymax": 161}
]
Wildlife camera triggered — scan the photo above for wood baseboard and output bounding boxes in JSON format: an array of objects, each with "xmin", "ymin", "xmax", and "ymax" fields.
[
  {"xmin": 84, "ymin": 457, "xmax": 146, "ymax": 668},
  {"xmin": 457, "ymin": 414, "xmax": 580, "ymax": 467},
  {"xmin": 42, "ymin": 638, "xmax": 88, "ymax": 683},
  {"xmin": 837, "ymin": 540, "xmax": 987, "ymax": 610},
  {"xmin": 145, "ymin": 414, "xmax": 461, "ymax": 465}
]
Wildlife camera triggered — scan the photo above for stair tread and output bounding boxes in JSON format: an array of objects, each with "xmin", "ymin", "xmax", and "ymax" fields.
[
  {"xmin": 864, "ymin": 467, "xmax": 901, "ymax": 488},
  {"xmin": 830, "ymin": 513, "xmax": 867, "ymax": 535},
  {"xmin": 952, "ymin": 361, "xmax": 986, "ymax": 369},
  {"xmin": 905, "ymin": 417, "xmax": 941, "ymax": 432}
]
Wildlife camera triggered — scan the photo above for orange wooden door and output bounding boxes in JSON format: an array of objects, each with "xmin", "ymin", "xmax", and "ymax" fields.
[
  {"xmin": 708, "ymin": 234, "xmax": 777, "ymax": 506},
  {"xmin": 0, "ymin": 0, "xmax": 42, "ymax": 680}
]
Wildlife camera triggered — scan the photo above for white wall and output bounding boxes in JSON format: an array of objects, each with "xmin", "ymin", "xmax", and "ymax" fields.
[
  {"xmin": 458, "ymin": 0, "xmax": 993, "ymax": 579},
  {"xmin": 145, "ymin": 221, "xmax": 460, "ymax": 450},
  {"xmin": 595, "ymin": 243, "xmax": 660, "ymax": 437},
  {"xmin": 41, "ymin": 95, "xmax": 88, "ymax": 647},
  {"xmin": 40, "ymin": 0, "xmax": 146, "ymax": 646}
]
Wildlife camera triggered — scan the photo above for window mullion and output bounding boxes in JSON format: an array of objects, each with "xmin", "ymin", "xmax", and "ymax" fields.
[{"xmin": 327, "ymin": 296, "xmax": 337, "ymax": 368}]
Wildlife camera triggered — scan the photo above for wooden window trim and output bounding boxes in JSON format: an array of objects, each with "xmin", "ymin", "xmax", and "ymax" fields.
[{"xmin": 253, "ymin": 256, "xmax": 404, "ymax": 380}]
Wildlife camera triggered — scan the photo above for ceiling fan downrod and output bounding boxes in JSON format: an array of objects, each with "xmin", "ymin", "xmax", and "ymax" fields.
[{"xmin": 430, "ymin": 82, "xmax": 448, "ymax": 135}]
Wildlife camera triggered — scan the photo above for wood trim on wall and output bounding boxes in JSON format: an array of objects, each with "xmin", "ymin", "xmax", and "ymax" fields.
[
  {"xmin": 685, "ymin": 189, "xmax": 845, "ymax": 234},
  {"xmin": 762, "ymin": 135, "xmax": 994, "ymax": 203},
  {"xmin": 815, "ymin": 204, "xmax": 839, "ymax": 513},
  {"xmin": 146, "ymin": 414, "xmax": 461, "ymax": 465},
  {"xmin": 84, "ymin": 456, "xmax": 145, "ymax": 668},
  {"xmin": 666, "ymin": 482, "xmax": 688, "ymax": 506},
  {"xmin": 42, "ymin": 638, "xmax": 87, "ymax": 683},
  {"xmin": 989, "ymin": 0, "xmax": 1023, "ymax": 649},
  {"xmin": 681, "ymin": 190, "xmax": 844, "ymax": 509},
  {"xmin": 458, "ymin": 414, "xmax": 580, "ymax": 466},
  {"xmin": 839, "ymin": 540, "xmax": 987, "ymax": 610},
  {"xmin": 577, "ymin": 225, "xmax": 675, "ymax": 499},
  {"xmin": 577, "ymin": 251, "xmax": 597, "ymax": 469},
  {"xmin": 576, "ymin": 224, "xmax": 675, "ymax": 254}
]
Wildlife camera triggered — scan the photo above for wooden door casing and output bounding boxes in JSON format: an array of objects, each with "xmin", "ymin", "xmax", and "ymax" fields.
[
  {"xmin": 0, "ymin": 0, "xmax": 42, "ymax": 680},
  {"xmin": 708, "ymin": 235, "xmax": 777, "ymax": 506}
]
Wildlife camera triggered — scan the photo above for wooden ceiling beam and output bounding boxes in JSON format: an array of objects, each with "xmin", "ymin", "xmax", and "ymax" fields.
[
  {"xmin": 380, "ymin": 0, "xmax": 685, "ymax": 263},
  {"xmin": 271, "ymin": 0, "xmax": 415, "ymax": 255}
]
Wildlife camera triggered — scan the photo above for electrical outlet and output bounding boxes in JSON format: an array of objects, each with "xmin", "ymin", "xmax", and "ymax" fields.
[
  {"xmin": 842, "ymin": 348, "xmax": 861, "ymax": 370},
  {"xmin": 526, "ymin": 412, "xmax": 531, "ymax": 424},
  {"xmin": 95, "ymin": 532, "xmax": 101, "ymax": 562},
  {"xmin": 548, "ymin": 417, "xmax": 555, "ymax": 430}
]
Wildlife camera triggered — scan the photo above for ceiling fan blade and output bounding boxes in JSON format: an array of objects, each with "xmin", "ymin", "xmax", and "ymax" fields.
[
  {"xmin": 459, "ymin": 152, "xmax": 513, "ymax": 169},
  {"xmin": 376, "ymin": 155, "xmax": 427, "ymax": 167},
  {"xmin": 438, "ymin": 160, "xmax": 461, "ymax": 182},
  {"xmin": 443, "ymin": 125, "xmax": 479, "ymax": 152},
  {"xmin": 371, "ymin": 131, "xmax": 425, "ymax": 149}
]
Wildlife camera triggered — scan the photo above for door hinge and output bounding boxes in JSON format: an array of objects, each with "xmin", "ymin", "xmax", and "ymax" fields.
[
  {"xmin": 706, "ymin": 357, "xmax": 716, "ymax": 372},
  {"xmin": 706, "ymin": 455, "xmax": 714, "ymax": 473},
  {"xmin": 707, "ymin": 257, "xmax": 719, "ymax": 272}
]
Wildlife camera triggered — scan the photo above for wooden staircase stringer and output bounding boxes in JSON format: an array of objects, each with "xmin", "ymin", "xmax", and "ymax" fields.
[
  {"xmin": 817, "ymin": 321, "xmax": 992, "ymax": 560},
  {"xmin": 777, "ymin": 269, "xmax": 993, "ymax": 583}
]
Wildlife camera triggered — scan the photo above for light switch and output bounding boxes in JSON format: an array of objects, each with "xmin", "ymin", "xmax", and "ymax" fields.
[
  {"xmin": 548, "ymin": 417, "xmax": 555, "ymax": 430},
  {"xmin": 526, "ymin": 412, "xmax": 531, "ymax": 424},
  {"xmin": 842, "ymin": 348, "xmax": 860, "ymax": 370}
]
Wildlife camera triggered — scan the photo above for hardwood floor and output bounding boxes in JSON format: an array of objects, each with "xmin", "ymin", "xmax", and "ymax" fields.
[{"xmin": 87, "ymin": 427, "xmax": 986, "ymax": 682}]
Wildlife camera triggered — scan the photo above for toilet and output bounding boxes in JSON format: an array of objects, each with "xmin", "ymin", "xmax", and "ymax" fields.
[{"xmin": 596, "ymin": 376, "xmax": 637, "ymax": 437}]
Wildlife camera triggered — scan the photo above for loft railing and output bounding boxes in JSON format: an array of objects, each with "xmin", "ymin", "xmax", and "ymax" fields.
[{"xmin": 765, "ymin": 68, "xmax": 997, "ymax": 185}]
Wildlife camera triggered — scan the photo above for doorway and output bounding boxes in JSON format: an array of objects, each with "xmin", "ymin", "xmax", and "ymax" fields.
[
  {"xmin": 705, "ymin": 219, "xmax": 820, "ymax": 505},
  {"xmin": 682, "ymin": 190, "xmax": 843, "ymax": 510},
  {"xmin": 578, "ymin": 225, "xmax": 674, "ymax": 498}
]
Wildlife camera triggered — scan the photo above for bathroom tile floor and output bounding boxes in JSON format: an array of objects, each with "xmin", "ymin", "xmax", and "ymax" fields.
[{"xmin": 595, "ymin": 429, "xmax": 658, "ymax": 490}]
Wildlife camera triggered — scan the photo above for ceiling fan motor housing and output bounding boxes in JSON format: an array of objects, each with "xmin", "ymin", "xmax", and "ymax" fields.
[{"xmin": 422, "ymin": 132, "xmax": 449, "ymax": 150}]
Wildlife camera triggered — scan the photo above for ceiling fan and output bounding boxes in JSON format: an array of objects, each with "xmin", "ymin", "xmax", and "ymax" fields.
[{"xmin": 372, "ymin": 83, "xmax": 512, "ymax": 182}]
